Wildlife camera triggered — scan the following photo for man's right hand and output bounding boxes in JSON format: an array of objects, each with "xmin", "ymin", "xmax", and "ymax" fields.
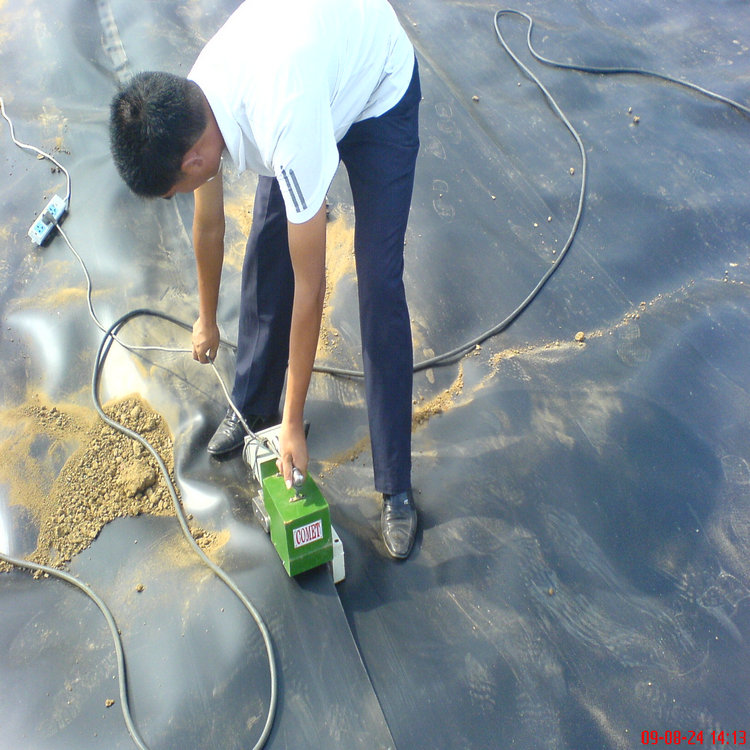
[{"xmin": 192, "ymin": 317, "xmax": 220, "ymax": 363}]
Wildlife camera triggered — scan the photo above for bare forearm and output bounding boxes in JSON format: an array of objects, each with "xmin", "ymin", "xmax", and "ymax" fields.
[
  {"xmin": 193, "ymin": 224, "xmax": 225, "ymax": 322},
  {"xmin": 276, "ymin": 201, "xmax": 327, "ymax": 485},
  {"xmin": 191, "ymin": 175, "xmax": 226, "ymax": 362},
  {"xmin": 282, "ymin": 201, "xmax": 328, "ymax": 426},
  {"xmin": 283, "ymin": 279, "xmax": 325, "ymax": 426}
]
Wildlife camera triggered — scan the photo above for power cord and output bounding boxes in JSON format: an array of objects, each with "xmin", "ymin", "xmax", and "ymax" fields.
[
  {"xmin": 0, "ymin": 554, "xmax": 151, "ymax": 750},
  {"xmin": 93, "ymin": 309, "xmax": 278, "ymax": 750},
  {"xmin": 0, "ymin": 316, "xmax": 279, "ymax": 750},
  {"xmin": 0, "ymin": 97, "xmax": 72, "ymax": 206}
]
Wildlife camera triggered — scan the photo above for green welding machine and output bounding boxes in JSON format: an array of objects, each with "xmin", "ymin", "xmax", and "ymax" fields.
[{"xmin": 243, "ymin": 426, "xmax": 345, "ymax": 583}]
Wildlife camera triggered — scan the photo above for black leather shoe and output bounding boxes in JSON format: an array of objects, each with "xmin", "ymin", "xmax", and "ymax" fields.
[
  {"xmin": 207, "ymin": 409, "xmax": 279, "ymax": 456},
  {"xmin": 380, "ymin": 490, "xmax": 417, "ymax": 559}
]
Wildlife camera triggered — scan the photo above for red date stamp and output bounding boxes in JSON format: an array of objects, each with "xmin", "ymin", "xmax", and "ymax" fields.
[{"xmin": 641, "ymin": 730, "xmax": 746, "ymax": 746}]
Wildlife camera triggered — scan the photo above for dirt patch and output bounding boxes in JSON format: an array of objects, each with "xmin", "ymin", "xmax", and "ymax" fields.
[
  {"xmin": 319, "ymin": 209, "xmax": 356, "ymax": 358},
  {"xmin": 11, "ymin": 285, "xmax": 87, "ymax": 311},
  {"xmin": 318, "ymin": 364, "xmax": 467, "ymax": 473},
  {"xmin": 0, "ymin": 393, "xmax": 227, "ymax": 574},
  {"xmin": 320, "ymin": 434, "xmax": 372, "ymax": 474},
  {"xmin": 223, "ymin": 191, "xmax": 255, "ymax": 273},
  {"xmin": 413, "ymin": 364, "xmax": 465, "ymax": 427}
]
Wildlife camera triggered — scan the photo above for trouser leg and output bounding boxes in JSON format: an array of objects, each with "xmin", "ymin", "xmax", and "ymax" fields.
[
  {"xmin": 338, "ymin": 60, "xmax": 421, "ymax": 494},
  {"xmin": 231, "ymin": 176, "xmax": 294, "ymax": 417}
]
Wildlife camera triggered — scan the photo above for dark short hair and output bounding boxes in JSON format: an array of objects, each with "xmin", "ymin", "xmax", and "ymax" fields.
[{"xmin": 109, "ymin": 71, "xmax": 207, "ymax": 197}]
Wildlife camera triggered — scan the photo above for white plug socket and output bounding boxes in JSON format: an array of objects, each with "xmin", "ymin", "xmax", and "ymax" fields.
[{"xmin": 28, "ymin": 194, "xmax": 67, "ymax": 246}]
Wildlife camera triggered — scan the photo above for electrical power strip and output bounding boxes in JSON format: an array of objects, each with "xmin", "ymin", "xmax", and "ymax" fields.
[{"xmin": 28, "ymin": 194, "xmax": 67, "ymax": 246}]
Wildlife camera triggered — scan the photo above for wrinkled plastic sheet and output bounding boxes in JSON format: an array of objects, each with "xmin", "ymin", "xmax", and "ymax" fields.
[{"xmin": 1, "ymin": 0, "xmax": 749, "ymax": 748}]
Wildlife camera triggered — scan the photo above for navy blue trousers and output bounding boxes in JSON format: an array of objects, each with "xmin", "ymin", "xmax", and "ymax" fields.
[{"xmin": 231, "ymin": 61, "xmax": 420, "ymax": 495}]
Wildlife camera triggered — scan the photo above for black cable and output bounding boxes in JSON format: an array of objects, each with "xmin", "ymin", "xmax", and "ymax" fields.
[
  {"xmin": 0, "ymin": 553, "xmax": 151, "ymax": 750},
  {"xmin": 494, "ymin": 10, "xmax": 750, "ymax": 117},
  {"xmin": 315, "ymin": 10, "xmax": 749, "ymax": 380},
  {"xmin": 92, "ymin": 309, "xmax": 278, "ymax": 750},
  {"xmin": 317, "ymin": 9, "xmax": 590, "ymax": 379}
]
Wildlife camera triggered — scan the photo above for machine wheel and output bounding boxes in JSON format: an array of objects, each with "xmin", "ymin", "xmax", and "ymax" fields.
[{"xmin": 252, "ymin": 492, "xmax": 271, "ymax": 534}]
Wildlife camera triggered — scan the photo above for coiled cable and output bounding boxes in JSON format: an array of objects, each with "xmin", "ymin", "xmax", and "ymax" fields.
[{"xmin": 92, "ymin": 309, "xmax": 278, "ymax": 750}]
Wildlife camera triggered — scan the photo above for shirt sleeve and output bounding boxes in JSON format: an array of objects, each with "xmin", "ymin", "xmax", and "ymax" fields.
[{"xmin": 250, "ymin": 71, "xmax": 340, "ymax": 224}]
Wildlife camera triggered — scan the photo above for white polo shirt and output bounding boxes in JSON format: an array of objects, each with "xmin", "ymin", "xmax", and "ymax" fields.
[{"xmin": 188, "ymin": 0, "xmax": 414, "ymax": 224}]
